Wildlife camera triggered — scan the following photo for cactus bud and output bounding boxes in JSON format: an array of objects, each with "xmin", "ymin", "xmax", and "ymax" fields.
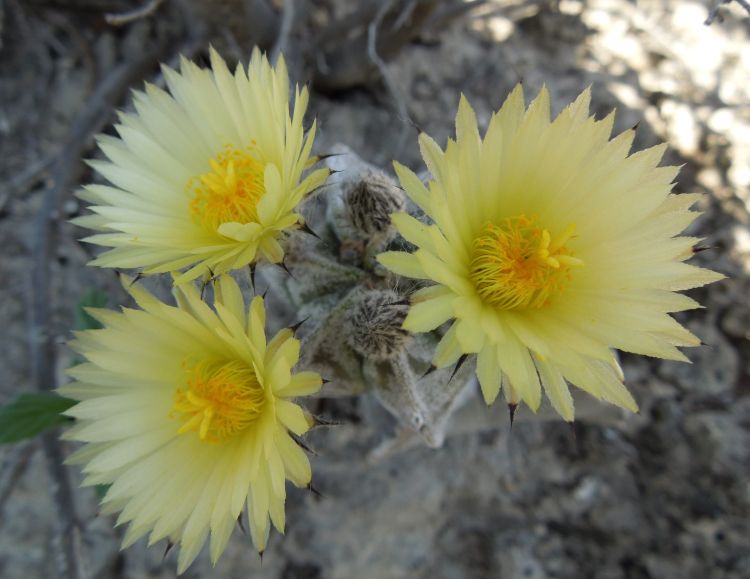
[
  {"xmin": 346, "ymin": 289, "xmax": 410, "ymax": 360},
  {"xmin": 345, "ymin": 172, "xmax": 405, "ymax": 237}
]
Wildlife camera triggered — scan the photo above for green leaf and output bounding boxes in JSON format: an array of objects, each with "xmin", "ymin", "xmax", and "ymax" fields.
[
  {"xmin": 95, "ymin": 484, "xmax": 111, "ymax": 499},
  {"xmin": 74, "ymin": 288, "xmax": 109, "ymax": 331},
  {"xmin": 0, "ymin": 393, "xmax": 77, "ymax": 444}
]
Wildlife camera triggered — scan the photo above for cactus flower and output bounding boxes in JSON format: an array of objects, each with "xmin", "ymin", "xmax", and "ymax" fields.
[
  {"xmin": 61, "ymin": 275, "xmax": 321, "ymax": 571},
  {"xmin": 75, "ymin": 48, "xmax": 328, "ymax": 284},
  {"xmin": 379, "ymin": 86, "xmax": 723, "ymax": 420}
]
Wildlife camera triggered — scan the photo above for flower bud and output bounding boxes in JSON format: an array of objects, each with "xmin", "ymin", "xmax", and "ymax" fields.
[
  {"xmin": 346, "ymin": 289, "xmax": 410, "ymax": 360},
  {"xmin": 345, "ymin": 171, "xmax": 405, "ymax": 237}
]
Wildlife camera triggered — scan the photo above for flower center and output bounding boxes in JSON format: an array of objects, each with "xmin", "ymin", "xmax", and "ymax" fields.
[
  {"xmin": 469, "ymin": 215, "xmax": 583, "ymax": 310},
  {"xmin": 172, "ymin": 360, "xmax": 265, "ymax": 442},
  {"xmin": 188, "ymin": 143, "xmax": 265, "ymax": 231}
]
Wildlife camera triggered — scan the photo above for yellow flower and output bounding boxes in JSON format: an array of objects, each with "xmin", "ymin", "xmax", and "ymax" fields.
[
  {"xmin": 75, "ymin": 48, "xmax": 328, "ymax": 284},
  {"xmin": 378, "ymin": 86, "xmax": 723, "ymax": 420},
  {"xmin": 60, "ymin": 275, "xmax": 321, "ymax": 572}
]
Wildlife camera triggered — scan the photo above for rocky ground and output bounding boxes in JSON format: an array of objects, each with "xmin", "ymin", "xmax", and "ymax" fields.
[{"xmin": 1, "ymin": 1, "xmax": 749, "ymax": 578}]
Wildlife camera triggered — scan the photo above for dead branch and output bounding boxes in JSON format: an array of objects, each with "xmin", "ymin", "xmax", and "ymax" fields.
[
  {"xmin": 367, "ymin": 0, "xmax": 413, "ymax": 156},
  {"xmin": 23, "ymin": 0, "xmax": 133, "ymax": 12},
  {"xmin": 312, "ymin": 0, "xmax": 440, "ymax": 93},
  {"xmin": 181, "ymin": 0, "xmax": 280, "ymax": 52},
  {"xmin": 0, "ymin": 154, "xmax": 56, "ymax": 213},
  {"xmin": 0, "ymin": 442, "xmax": 36, "ymax": 518},
  {"xmin": 271, "ymin": 0, "xmax": 294, "ymax": 63},
  {"xmin": 311, "ymin": 0, "xmax": 491, "ymax": 93},
  {"xmin": 425, "ymin": 0, "xmax": 489, "ymax": 30},
  {"xmin": 38, "ymin": 432, "xmax": 85, "ymax": 579},
  {"xmin": 28, "ymin": 49, "xmax": 162, "ymax": 579},
  {"xmin": 705, "ymin": 0, "xmax": 750, "ymax": 25},
  {"xmin": 104, "ymin": 0, "xmax": 165, "ymax": 26},
  {"xmin": 0, "ymin": 0, "xmax": 5, "ymax": 50}
]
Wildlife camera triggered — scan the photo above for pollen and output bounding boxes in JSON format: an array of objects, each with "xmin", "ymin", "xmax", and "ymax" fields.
[
  {"xmin": 188, "ymin": 143, "xmax": 265, "ymax": 231},
  {"xmin": 173, "ymin": 359, "xmax": 265, "ymax": 442},
  {"xmin": 470, "ymin": 216, "xmax": 583, "ymax": 310}
]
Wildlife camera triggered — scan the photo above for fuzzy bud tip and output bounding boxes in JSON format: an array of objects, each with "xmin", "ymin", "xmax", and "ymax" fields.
[{"xmin": 345, "ymin": 289, "xmax": 411, "ymax": 360}]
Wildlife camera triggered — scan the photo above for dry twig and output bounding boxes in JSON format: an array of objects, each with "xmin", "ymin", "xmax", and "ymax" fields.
[
  {"xmin": 0, "ymin": 441, "xmax": 36, "ymax": 517},
  {"xmin": 0, "ymin": 154, "xmax": 56, "ymax": 213},
  {"xmin": 105, "ymin": 0, "xmax": 166, "ymax": 26},
  {"xmin": 705, "ymin": 0, "xmax": 750, "ymax": 25},
  {"xmin": 367, "ymin": 0, "xmax": 413, "ymax": 156},
  {"xmin": 271, "ymin": 0, "xmax": 294, "ymax": 63},
  {"xmin": 0, "ymin": 0, "xmax": 6, "ymax": 50},
  {"xmin": 28, "ymin": 50, "xmax": 161, "ymax": 579},
  {"xmin": 313, "ymin": 0, "xmax": 439, "ymax": 92},
  {"xmin": 426, "ymin": 0, "xmax": 488, "ymax": 29}
]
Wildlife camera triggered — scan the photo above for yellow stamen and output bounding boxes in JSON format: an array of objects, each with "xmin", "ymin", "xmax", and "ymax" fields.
[
  {"xmin": 172, "ymin": 359, "xmax": 265, "ymax": 442},
  {"xmin": 188, "ymin": 143, "xmax": 265, "ymax": 231},
  {"xmin": 470, "ymin": 215, "xmax": 583, "ymax": 310}
]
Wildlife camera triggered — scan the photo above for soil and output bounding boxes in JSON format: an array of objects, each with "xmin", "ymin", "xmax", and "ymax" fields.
[{"xmin": 1, "ymin": 1, "xmax": 749, "ymax": 578}]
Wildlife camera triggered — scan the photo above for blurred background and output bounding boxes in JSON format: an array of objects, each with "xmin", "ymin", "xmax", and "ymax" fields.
[{"xmin": 1, "ymin": 0, "xmax": 749, "ymax": 577}]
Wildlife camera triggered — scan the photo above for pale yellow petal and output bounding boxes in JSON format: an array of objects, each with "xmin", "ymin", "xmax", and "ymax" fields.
[
  {"xmin": 433, "ymin": 323, "xmax": 463, "ymax": 368},
  {"xmin": 275, "ymin": 371, "xmax": 322, "ymax": 398},
  {"xmin": 377, "ymin": 251, "xmax": 427, "ymax": 279},
  {"xmin": 403, "ymin": 294, "xmax": 456, "ymax": 333},
  {"xmin": 476, "ymin": 344, "xmax": 501, "ymax": 404},
  {"xmin": 535, "ymin": 357, "xmax": 574, "ymax": 421},
  {"xmin": 393, "ymin": 161, "xmax": 431, "ymax": 214}
]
